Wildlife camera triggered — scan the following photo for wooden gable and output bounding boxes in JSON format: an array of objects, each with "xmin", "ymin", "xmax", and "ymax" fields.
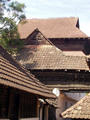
[{"xmin": 25, "ymin": 28, "xmax": 52, "ymax": 45}]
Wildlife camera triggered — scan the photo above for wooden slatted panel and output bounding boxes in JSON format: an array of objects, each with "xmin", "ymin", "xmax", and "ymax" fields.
[
  {"xmin": 0, "ymin": 85, "xmax": 9, "ymax": 118},
  {"xmin": 19, "ymin": 93, "xmax": 37, "ymax": 118}
]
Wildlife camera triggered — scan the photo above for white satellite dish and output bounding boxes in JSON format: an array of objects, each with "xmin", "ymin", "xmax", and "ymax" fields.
[{"xmin": 52, "ymin": 88, "xmax": 60, "ymax": 97}]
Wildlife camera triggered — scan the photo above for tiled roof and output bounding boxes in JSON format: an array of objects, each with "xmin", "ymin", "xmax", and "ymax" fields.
[
  {"xmin": 16, "ymin": 45, "xmax": 89, "ymax": 71},
  {"xmin": 0, "ymin": 46, "xmax": 55, "ymax": 98},
  {"xmin": 63, "ymin": 55, "xmax": 89, "ymax": 70},
  {"xmin": 18, "ymin": 17, "xmax": 88, "ymax": 39},
  {"xmin": 45, "ymin": 98, "xmax": 58, "ymax": 108},
  {"xmin": 61, "ymin": 93, "xmax": 90, "ymax": 119},
  {"xmin": 63, "ymin": 51, "xmax": 86, "ymax": 56}
]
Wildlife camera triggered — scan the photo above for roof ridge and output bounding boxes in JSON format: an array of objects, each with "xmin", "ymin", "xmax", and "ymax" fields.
[{"xmin": 25, "ymin": 17, "xmax": 79, "ymax": 20}]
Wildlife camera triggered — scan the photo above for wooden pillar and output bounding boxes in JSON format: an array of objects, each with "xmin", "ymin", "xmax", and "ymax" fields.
[
  {"xmin": 44, "ymin": 105, "xmax": 49, "ymax": 120},
  {"xmin": 39, "ymin": 104, "xmax": 43, "ymax": 120},
  {"xmin": 37, "ymin": 99, "xmax": 40, "ymax": 117}
]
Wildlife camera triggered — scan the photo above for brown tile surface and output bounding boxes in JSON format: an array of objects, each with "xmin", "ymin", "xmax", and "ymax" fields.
[
  {"xmin": 61, "ymin": 93, "xmax": 90, "ymax": 119},
  {"xmin": 45, "ymin": 98, "xmax": 58, "ymax": 107},
  {"xmin": 63, "ymin": 51, "xmax": 86, "ymax": 56},
  {"xmin": 18, "ymin": 17, "xmax": 87, "ymax": 39},
  {"xmin": 0, "ymin": 46, "xmax": 55, "ymax": 98},
  {"xmin": 16, "ymin": 45, "xmax": 89, "ymax": 71}
]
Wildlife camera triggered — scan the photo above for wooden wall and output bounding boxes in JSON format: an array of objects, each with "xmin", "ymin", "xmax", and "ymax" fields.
[
  {"xmin": 0, "ymin": 84, "xmax": 38, "ymax": 120},
  {"xmin": 25, "ymin": 30, "xmax": 50, "ymax": 45},
  {"xmin": 0, "ymin": 85, "xmax": 9, "ymax": 118},
  {"xmin": 49, "ymin": 38, "xmax": 87, "ymax": 52},
  {"xmin": 31, "ymin": 70, "xmax": 90, "ymax": 91},
  {"xmin": 19, "ymin": 92, "xmax": 37, "ymax": 118}
]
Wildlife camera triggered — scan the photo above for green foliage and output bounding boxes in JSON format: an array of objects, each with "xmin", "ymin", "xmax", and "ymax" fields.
[
  {"xmin": 9, "ymin": 1, "xmax": 25, "ymax": 12},
  {"xmin": 0, "ymin": 0, "xmax": 26, "ymax": 54}
]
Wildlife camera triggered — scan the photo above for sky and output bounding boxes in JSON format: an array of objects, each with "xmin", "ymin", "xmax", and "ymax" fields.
[{"xmin": 16, "ymin": 0, "xmax": 90, "ymax": 36}]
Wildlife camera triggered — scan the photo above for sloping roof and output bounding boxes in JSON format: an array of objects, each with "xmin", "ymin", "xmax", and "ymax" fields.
[
  {"xmin": 16, "ymin": 45, "xmax": 89, "ymax": 71},
  {"xmin": 61, "ymin": 93, "xmax": 90, "ymax": 119},
  {"xmin": 18, "ymin": 17, "xmax": 88, "ymax": 39},
  {"xmin": 63, "ymin": 51, "xmax": 86, "ymax": 56},
  {"xmin": 0, "ymin": 46, "xmax": 55, "ymax": 98},
  {"xmin": 45, "ymin": 98, "xmax": 58, "ymax": 108},
  {"xmin": 63, "ymin": 55, "xmax": 89, "ymax": 70}
]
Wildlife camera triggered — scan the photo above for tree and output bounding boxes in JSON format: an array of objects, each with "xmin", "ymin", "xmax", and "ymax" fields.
[{"xmin": 0, "ymin": 0, "xmax": 26, "ymax": 54}]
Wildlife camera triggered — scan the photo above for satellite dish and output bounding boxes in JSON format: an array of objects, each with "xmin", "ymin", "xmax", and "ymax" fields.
[{"xmin": 52, "ymin": 88, "xmax": 60, "ymax": 97}]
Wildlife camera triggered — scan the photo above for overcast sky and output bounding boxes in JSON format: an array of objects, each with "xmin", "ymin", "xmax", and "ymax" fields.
[{"xmin": 16, "ymin": 0, "xmax": 90, "ymax": 36}]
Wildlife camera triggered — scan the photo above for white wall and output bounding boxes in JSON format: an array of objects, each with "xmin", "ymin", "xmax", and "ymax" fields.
[{"xmin": 65, "ymin": 92, "xmax": 86, "ymax": 101}]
